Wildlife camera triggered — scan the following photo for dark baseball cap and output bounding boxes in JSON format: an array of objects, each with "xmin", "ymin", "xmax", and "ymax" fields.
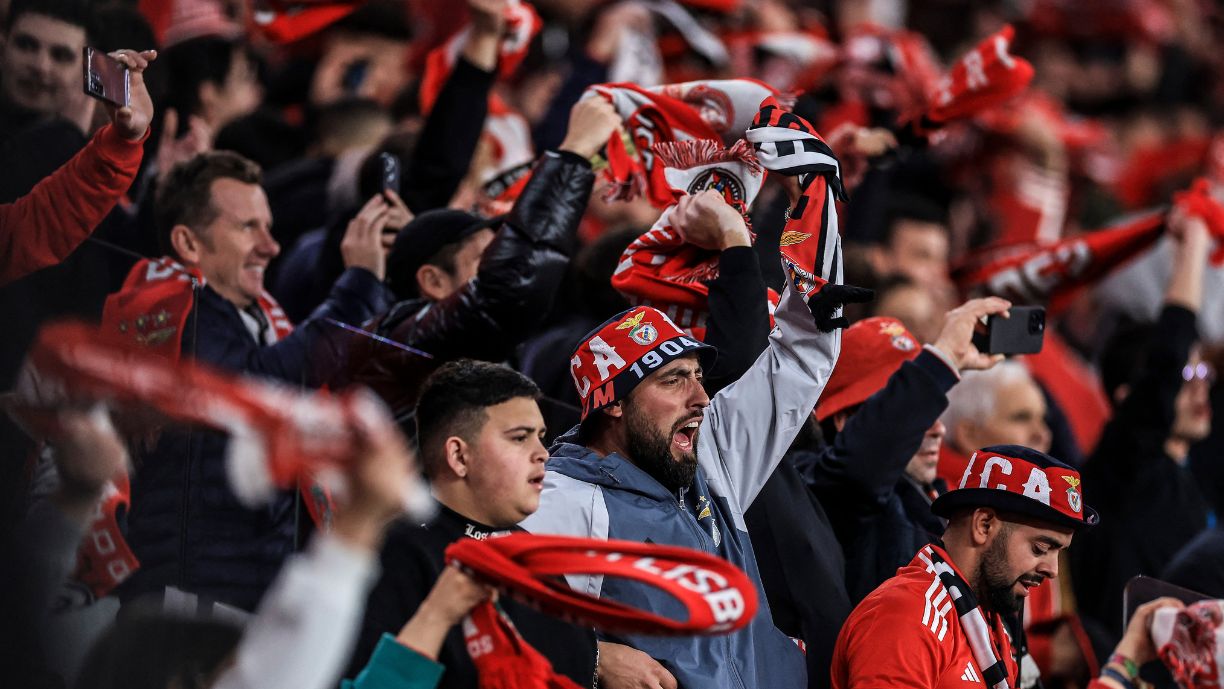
[{"xmin": 385, "ymin": 209, "xmax": 503, "ymax": 300}]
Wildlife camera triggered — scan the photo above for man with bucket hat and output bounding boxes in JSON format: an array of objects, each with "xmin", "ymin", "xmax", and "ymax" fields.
[
  {"xmin": 832, "ymin": 444, "xmax": 1099, "ymax": 689},
  {"xmin": 521, "ymin": 189, "xmax": 869, "ymax": 689},
  {"xmin": 802, "ymin": 297, "xmax": 1010, "ymax": 602}
]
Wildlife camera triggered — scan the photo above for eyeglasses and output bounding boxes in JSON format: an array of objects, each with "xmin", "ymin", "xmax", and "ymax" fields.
[{"xmin": 1182, "ymin": 362, "xmax": 1217, "ymax": 384}]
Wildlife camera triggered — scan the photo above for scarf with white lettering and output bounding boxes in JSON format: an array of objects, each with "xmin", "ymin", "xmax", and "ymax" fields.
[
  {"xmin": 920, "ymin": 545, "xmax": 1013, "ymax": 689},
  {"xmin": 447, "ymin": 533, "xmax": 759, "ymax": 689},
  {"xmin": 9, "ymin": 320, "xmax": 432, "ymax": 595},
  {"xmin": 955, "ymin": 178, "xmax": 1224, "ymax": 315}
]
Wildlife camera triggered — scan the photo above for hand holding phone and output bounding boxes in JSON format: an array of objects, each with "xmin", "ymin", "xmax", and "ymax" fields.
[
  {"xmin": 379, "ymin": 152, "xmax": 401, "ymax": 197},
  {"xmin": 84, "ymin": 48, "xmax": 158, "ymax": 142},
  {"xmin": 83, "ymin": 47, "xmax": 130, "ymax": 107},
  {"xmin": 972, "ymin": 305, "xmax": 1046, "ymax": 355}
]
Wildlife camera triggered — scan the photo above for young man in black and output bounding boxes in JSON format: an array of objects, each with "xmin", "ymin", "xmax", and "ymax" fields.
[{"xmin": 346, "ymin": 359, "xmax": 597, "ymax": 688}]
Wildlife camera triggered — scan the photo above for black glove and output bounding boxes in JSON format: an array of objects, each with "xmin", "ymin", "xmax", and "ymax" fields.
[{"xmin": 807, "ymin": 284, "xmax": 874, "ymax": 332}]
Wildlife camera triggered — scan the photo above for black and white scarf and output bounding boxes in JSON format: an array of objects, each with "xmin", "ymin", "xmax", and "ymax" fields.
[{"xmin": 919, "ymin": 546, "xmax": 1013, "ymax": 689}]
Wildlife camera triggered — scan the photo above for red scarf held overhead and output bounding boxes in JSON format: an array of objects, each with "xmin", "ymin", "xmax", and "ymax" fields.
[
  {"xmin": 955, "ymin": 177, "xmax": 1224, "ymax": 314},
  {"xmin": 418, "ymin": 0, "xmax": 540, "ymax": 187},
  {"xmin": 248, "ymin": 1, "xmax": 364, "ymax": 44},
  {"xmin": 610, "ymin": 138, "xmax": 775, "ymax": 339},
  {"xmin": 585, "ymin": 79, "xmax": 781, "ymax": 207}
]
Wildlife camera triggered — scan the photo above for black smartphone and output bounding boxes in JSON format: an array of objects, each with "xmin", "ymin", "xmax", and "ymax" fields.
[
  {"xmin": 379, "ymin": 152, "xmax": 401, "ymax": 197},
  {"xmin": 82, "ymin": 47, "xmax": 130, "ymax": 107},
  {"xmin": 972, "ymin": 305, "xmax": 1045, "ymax": 355}
]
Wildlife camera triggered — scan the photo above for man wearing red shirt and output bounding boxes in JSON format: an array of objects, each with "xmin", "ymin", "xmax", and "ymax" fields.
[{"xmin": 832, "ymin": 445, "xmax": 1098, "ymax": 689}]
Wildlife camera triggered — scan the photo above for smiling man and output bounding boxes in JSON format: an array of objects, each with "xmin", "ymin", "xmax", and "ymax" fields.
[
  {"xmin": 346, "ymin": 359, "xmax": 597, "ymax": 689},
  {"xmin": 832, "ymin": 445, "xmax": 1098, "ymax": 689},
  {"xmin": 519, "ymin": 192, "xmax": 848, "ymax": 689},
  {"xmin": 114, "ymin": 150, "xmax": 390, "ymax": 611}
]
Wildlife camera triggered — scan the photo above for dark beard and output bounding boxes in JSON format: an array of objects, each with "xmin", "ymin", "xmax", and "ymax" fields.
[
  {"xmin": 624, "ymin": 402, "xmax": 698, "ymax": 492},
  {"xmin": 978, "ymin": 532, "xmax": 1025, "ymax": 614}
]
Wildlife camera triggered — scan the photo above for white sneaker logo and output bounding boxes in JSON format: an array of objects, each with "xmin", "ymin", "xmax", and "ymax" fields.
[{"xmin": 961, "ymin": 663, "xmax": 981, "ymax": 683}]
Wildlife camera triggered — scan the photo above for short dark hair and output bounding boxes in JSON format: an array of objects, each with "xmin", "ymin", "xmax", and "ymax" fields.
[
  {"xmin": 414, "ymin": 360, "xmax": 542, "ymax": 479},
  {"xmin": 154, "ymin": 151, "xmax": 262, "ymax": 258},
  {"xmin": 161, "ymin": 36, "xmax": 245, "ymax": 123},
  {"xmin": 5, "ymin": 0, "xmax": 94, "ymax": 39},
  {"xmin": 884, "ymin": 193, "xmax": 948, "ymax": 246}
]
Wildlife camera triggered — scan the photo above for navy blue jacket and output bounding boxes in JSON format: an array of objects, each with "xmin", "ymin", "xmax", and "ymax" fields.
[
  {"xmin": 795, "ymin": 348, "xmax": 958, "ymax": 603},
  {"xmin": 120, "ymin": 267, "xmax": 387, "ymax": 611}
]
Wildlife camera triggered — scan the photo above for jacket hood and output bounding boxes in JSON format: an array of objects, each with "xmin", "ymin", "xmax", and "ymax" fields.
[{"xmin": 548, "ymin": 425, "xmax": 683, "ymax": 503}]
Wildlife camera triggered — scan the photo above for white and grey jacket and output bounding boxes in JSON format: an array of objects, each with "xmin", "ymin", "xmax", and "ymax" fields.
[{"xmin": 521, "ymin": 259, "xmax": 843, "ymax": 689}]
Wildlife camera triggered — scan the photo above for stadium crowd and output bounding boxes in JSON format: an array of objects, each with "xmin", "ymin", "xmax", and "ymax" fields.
[{"xmin": 1, "ymin": 0, "xmax": 1223, "ymax": 688}]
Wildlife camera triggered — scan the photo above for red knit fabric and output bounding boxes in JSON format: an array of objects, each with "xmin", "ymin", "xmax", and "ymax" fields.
[{"xmin": 0, "ymin": 125, "xmax": 144, "ymax": 287}]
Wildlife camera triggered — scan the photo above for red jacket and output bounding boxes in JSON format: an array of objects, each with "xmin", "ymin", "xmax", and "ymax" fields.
[
  {"xmin": 832, "ymin": 545, "xmax": 1022, "ymax": 689},
  {"xmin": 0, "ymin": 123, "xmax": 144, "ymax": 286}
]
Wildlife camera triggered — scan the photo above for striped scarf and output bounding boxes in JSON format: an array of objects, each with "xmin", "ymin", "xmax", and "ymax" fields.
[
  {"xmin": 747, "ymin": 99, "xmax": 872, "ymax": 330},
  {"xmin": 919, "ymin": 546, "xmax": 1013, "ymax": 689}
]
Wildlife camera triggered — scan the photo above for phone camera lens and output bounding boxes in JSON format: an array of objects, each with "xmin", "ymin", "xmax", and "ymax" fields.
[{"xmin": 1029, "ymin": 311, "xmax": 1045, "ymax": 334}]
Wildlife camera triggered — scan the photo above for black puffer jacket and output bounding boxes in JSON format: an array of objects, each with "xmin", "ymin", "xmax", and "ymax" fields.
[{"xmin": 343, "ymin": 150, "xmax": 595, "ymax": 418}]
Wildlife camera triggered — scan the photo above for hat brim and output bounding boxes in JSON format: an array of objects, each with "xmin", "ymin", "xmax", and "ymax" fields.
[{"xmin": 930, "ymin": 488, "xmax": 1099, "ymax": 531}]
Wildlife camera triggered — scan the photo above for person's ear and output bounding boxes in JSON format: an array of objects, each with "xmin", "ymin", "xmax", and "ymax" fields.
[
  {"xmin": 866, "ymin": 243, "xmax": 891, "ymax": 277},
  {"xmin": 416, "ymin": 264, "xmax": 453, "ymax": 301},
  {"xmin": 1112, "ymin": 383, "xmax": 1131, "ymax": 406},
  {"xmin": 443, "ymin": 436, "xmax": 470, "ymax": 479},
  {"xmin": 170, "ymin": 225, "xmax": 204, "ymax": 265},
  {"xmin": 970, "ymin": 508, "xmax": 997, "ymax": 547},
  {"xmin": 601, "ymin": 401, "xmax": 624, "ymax": 420}
]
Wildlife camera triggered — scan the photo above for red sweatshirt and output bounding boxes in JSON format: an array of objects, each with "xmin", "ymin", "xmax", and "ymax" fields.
[{"xmin": 0, "ymin": 123, "xmax": 145, "ymax": 286}]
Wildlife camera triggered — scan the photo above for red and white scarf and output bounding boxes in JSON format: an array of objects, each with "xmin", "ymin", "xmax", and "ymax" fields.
[
  {"xmin": 584, "ymin": 78, "xmax": 781, "ymax": 207},
  {"xmin": 746, "ymin": 99, "xmax": 846, "ymax": 305},
  {"xmin": 1153, "ymin": 600, "xmax": 1224, "ymax": 689},
  {"xmin": 955, "ymin": 178, "xmax": 1224, "ymax": 314},
  {"xmin": 610, "ymin": 138, "xmax": 773, "ymax": 338},
  {"xmin": 447, "ymin": 533, "xmax": 759, "ymax": 689},
  {"xmin": 419, "ymin": 0, "xmax": 541, "ymax": 186}
]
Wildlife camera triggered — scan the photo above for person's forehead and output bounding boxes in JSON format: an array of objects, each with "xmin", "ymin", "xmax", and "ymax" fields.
[
  {"xmin": 994, "ymin": 378, "xmax": 1045, "ymax": 412},
  {"xmin": 209, "ymin": 178, "xmax": 271, "ymax": 215},
  {"xmin": 10, "ymin": 12, "xmax": 86, "ymax": 48},
  {"xmin": 482, "ymin": 396, "xmax": 544, "ymax": 430},
  {"xmin": 1011, "ymin": 519, "xmax": 1074, "ymax": 547}
]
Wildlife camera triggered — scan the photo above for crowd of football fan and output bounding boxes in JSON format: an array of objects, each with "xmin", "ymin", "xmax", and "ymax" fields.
[{"xmin": 2, "ymin": 1, "xmax": 1223, "ymax": 689}]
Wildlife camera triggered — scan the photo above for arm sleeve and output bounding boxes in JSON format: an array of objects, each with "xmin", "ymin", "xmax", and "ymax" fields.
[
  {"xmin": 698, "ymin": 270, "xmax": 842, "ymax": 516},
  {"xmin": 191, "ymin": 268, "xmax": 388, "ymax": 385},
  {"xmin": 342, "ymin": 634, "xmax": 445, "ymax": 689},
  {"xmin": 1086, "ymin": 304, "xmax": 1197, "ymax": 486},
  {"xmin": 382, "ymin": 151, "xmax": 594, "ymax": 361},
  {"xmin": 0, "ymin": 124, "xmax": 144, "ymax": 285},
  {"xmin": 804, "ymin": 349, "xmax": 957, "ymax": 510},
  {"xmin": 402, "ymin": 58, "xmax": 496, "ymax": 214},
  {"xmin": 346, "ymin": 530, "xmax": 436, "ymax": 682},
  {"xmin": 702, "ymin": 246, "xmax": 771, "ymax": 394},
  {"xmin": 211, "ymin": 534, "xmax": 379, "ymax": 689}
]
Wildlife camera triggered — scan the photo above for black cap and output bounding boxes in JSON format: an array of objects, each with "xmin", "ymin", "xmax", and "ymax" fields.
[{"xmin": 385, "ymin": 209, "xmax": 502, "ymax": 300}]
